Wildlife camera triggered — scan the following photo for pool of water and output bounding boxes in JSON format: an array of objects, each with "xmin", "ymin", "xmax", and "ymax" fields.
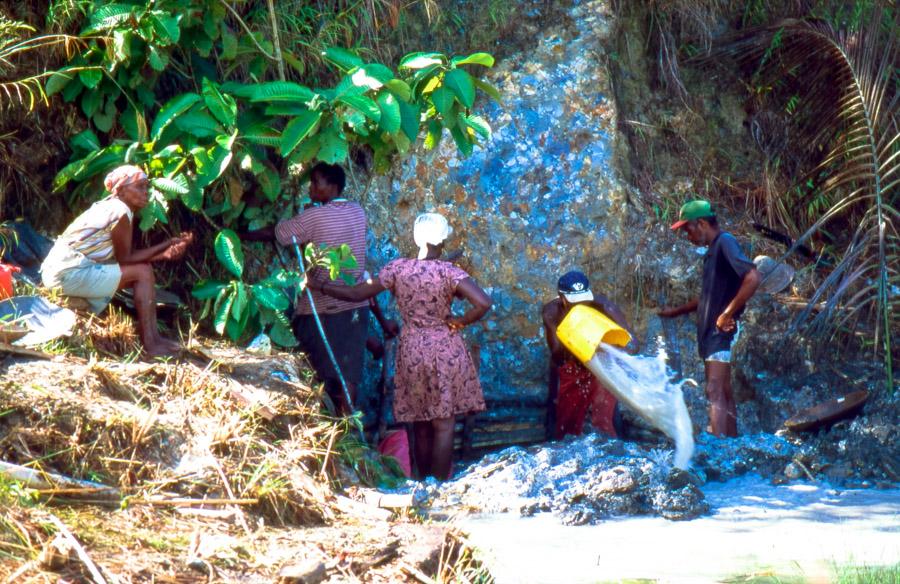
[{"xmin": 459, "ymin": 474, "xmax": 900, "ymax": 583}]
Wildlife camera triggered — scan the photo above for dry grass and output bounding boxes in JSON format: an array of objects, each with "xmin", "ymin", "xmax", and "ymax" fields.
[{"xmin": 0, "ymin": 300, "xmax": 493, "ymax": 582}]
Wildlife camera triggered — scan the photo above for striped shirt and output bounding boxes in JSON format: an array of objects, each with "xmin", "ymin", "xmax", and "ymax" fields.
[
  {"xmin": 275, "ymin": 200, "xmax": 368, "ymax": 315},
  {"xmin": 60, "ymin": 198, "xmax": 133, "ymax": 263}
]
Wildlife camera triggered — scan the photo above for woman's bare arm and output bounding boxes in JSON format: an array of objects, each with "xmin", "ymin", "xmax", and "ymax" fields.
[{"xmin": 448, "ymin": 278, "xmax": 492, "ymax": 329}]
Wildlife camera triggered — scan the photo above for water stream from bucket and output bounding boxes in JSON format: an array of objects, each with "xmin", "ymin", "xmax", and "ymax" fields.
[{"xmin": 585, "ymin": 343, "xmax": 694, "ymax": 469}]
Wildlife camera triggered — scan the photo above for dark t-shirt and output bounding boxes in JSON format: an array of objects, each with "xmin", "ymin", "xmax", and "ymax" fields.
[{"xmin": 697, "ymin": 232, "xmax": 755, "ymax": 358}]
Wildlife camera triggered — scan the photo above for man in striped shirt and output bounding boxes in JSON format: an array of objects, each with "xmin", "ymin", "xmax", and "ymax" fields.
[{"xmin": 246, "ymin": 163, "xmax": 371, "ymax": 413}]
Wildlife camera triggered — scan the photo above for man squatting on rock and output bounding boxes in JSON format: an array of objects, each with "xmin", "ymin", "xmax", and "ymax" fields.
[
  {"xmin": 658, "ymin": 200, "xmax": 760, "ymax": 437},
  {"xmin": 543, "ymin": 270, "xmax": 636, "ymax": 440},
  {"xmin": 242, "ymin": 162, "xmax": 395, "ymax": 414}
]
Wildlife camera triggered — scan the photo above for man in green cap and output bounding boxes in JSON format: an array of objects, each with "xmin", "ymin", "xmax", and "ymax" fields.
[{"xmin": 658, "ymin": 200, "xmax": 760, "ymax": 437}]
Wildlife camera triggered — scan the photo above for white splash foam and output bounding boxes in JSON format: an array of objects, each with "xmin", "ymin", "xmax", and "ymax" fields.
[{"xmin": 584, "ymin": 343, "xmax": 695, "ymax": 469}]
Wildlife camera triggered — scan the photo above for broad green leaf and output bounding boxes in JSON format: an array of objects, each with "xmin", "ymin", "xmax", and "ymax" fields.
[
  {"xmin": 410, "ymin": 64, "xmax": 441, "ymax": 94},
  {"xmin": 400, "ymin": 52, "xmax": 444, "ymax": 69},
  {"xmin": 152, "ymin": 175, "xmax": 189, "ymax": 196},
  {"xmin": 265, "ymin": 103, "xmax": 314, "ymax": 117},
  {"xmin": 431, "ymin": 86, "xmax": 455, "ymax": 118},
  {"xmin": 70, "ymin": 129, "xmax": 100, "ymax": 154},
  {"xmin": 350, "ymin": 68, "xmax": 384, "ymax": 91},
  {"xmin": 252, "ymin": 285, "xmax": 289, "ymax": 311},
  {"xmin": 45, "ymin": 67, "xmax": 75, "ymax": 96},
  {"xmin": 256, "ymin": 165, "xmax": 281, "ymax": 202},
  {"xmin": 139, "ymin": 195, "xmax": 168, "ymax": 230},
  {"xmin": 450, "ymin": 124, "xmax": 474, "ymax": 157},
  {"xmin": 384, "ymin": 79, "xmax": 412, "ymax": 102},
  {"xmin": 420, "ymin": 75, "xmax": 441, "ymax": 94},
  {"xmin": 215, "ymin": 229, "xmax": 244, "ymax": 278},
  {"xmin": 203, "ymin": 78, "xmax": 237, "ymax": 126},
  {"xmin": 360, "ymin": 63, "xmax": 394, "ymax": 83},
  {"xmin": 338, "ymin": 95, "xmax": 381, "ymax": 121},
  {"xmin": 398, "ymin": 101, "xmax": 421, "ymax": 142},
  {"xmin": 451, "ymin": 53, "xmax": 495, "ymax": 67},
  {"xmin": 473, "ymin": 78, "xmax": 502, "ymax": 103},
  {"xmin": 174, "ymin": 110, "xmax": 223, "ymax": 138},
  {"xmin": 192, "ymin": 280, "xmax": 226, "ymax": 300},
  {"xmin": 93, "ymin": 107, "xmax": 116, "ymax": 133},
  {"xmin": 288, "ymin": 134, "xmax": 320, "ymax": 165},
  {"xmin": 247, "ymin": 81, "xmax": 315, "ymax": 103},
  {"xmin": 225, "ymin": 308, "xmax": 249, "ymax": 341},
  {"xmin": 220, "ymin": 24, "xmax": 237, "ymax": 60},
  {"xmin": 148, "ymin": 46, "xmax": 169, "ymax": 71},
  {"xmin": 280, "ymin": 109, "xmax": 322, "ymax": 156},
  {"xmin": 341, "ymin": 109, "xmax": 368, "ymax": 135},
  {"xmin": 78, "ymin": 68, "xmax": 102, "ymax": 89},
  {"xmin": 149, "ymin": 11, "xmax": 181, "ymax": 45},
  {"xmin": 242, "ymin": 124, "xmax": 281, "ymax": 147},
  {"xmin": 61, "ymin": 76, "xmax": 83, "ymax": 102},
  {"xmin": 317, "ymin": 128, "xmax": 348, "ymax": 164},
  {"xmin": 151, "ymin": 93, "xmax": 201, "ymax": 140},
  {"xmin": 182, "ymin": 183, "xmax": 203, "ymax": 210},
  {"xmin": 269, "ymin": 320, "xmax": 297, "ymax": 347},
  {"xmin": 323, "ymin": 46, "xmax": 364, "ymax": 71},
  {"xmin": 444, "ymin": 68, "xmax": 476, "ymax": 108},
  {"xmin": 112, "ymin": 30, "xmax": 131, "ymax": 60},
  {"xmin": 206, "ymin": 144, "xmax": 233, "ymax": 185},
  {"xmin": 83, "ymin": 4, "xmax": 136, "ymax": 34},
  {"xmin": 81, "ymin": 88, "xmax": 102, "ymax": 118},
  {"xmin": 231, "ymin": 281, "xmax": 249, "ymax": 322},
  {"xmin": 465, "ymin": 114, "xmax": 492, "ymax": 140},
  {"xmin": 213, "ymin": 286, "xmax": 235, "ymax": 335},
  {"xmin": 282, "ymin": 50, "xmax": 305, "ymax": 76},
  {"xmin": 424, "ymin": 120, "xmax": 442, "ymax": 150},
  {"xmin": 376, "ymin": 91, "xmax": 401, "ymax": 134},
  {"xmin": 333, "ymin": 74, "xmax": 369, "ymax": 99},
  {"xmin": 121, "ymin": 103, "xmax": 147, "ymax": 142}
]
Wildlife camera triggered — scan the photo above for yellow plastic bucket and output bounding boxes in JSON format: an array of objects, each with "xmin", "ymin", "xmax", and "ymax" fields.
[{"xmin": 557, "ymin": 304, "xmax": 631, "ymax": 363}]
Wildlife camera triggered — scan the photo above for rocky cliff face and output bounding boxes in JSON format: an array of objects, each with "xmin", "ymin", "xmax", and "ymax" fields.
[
  {"xmin": 361, "ymin": 0, "xmax": 645, "ymax": 401},
  {"xmin": 355, "ymin": 0, "xmax": 895, "ymax": 458}
]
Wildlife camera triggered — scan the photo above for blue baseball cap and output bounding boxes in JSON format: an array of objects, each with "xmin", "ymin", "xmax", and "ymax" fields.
[{"xmin": 558, "ymin": 271, "xmax": 594, "ymax": 303}]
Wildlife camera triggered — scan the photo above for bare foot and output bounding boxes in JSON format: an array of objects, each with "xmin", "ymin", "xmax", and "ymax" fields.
[{"xmin": 143, "ymin": 337, "xmax": 182, "ymax": 358}]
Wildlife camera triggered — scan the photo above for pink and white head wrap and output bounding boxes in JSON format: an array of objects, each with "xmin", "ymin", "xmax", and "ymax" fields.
[{"xmin": 104, "ymin": 165, "xmax": 147, "ymax": 195}]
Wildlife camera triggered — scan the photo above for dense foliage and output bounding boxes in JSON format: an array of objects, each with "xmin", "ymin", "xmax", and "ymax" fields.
[{"xmin": 29, "ymin": 0, "xmax": 499, "ymax": 344}]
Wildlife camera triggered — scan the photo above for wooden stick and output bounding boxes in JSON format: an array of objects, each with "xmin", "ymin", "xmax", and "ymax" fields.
[
  {"xmin": 0, "ymin": 460, "xmax": 119, "ymax": 496},
  {"xmin": 46, "ymin": 513, "xmax": 111, "ymax": 584},
  {"xmin": 0, "ymin": 341, "xmax": 53, "ymax": 360},
  {"xmin": 130, "ymin": 498, "xmax": 258, "ymax": 506},
  {"xmin": 399, "ymin": 562, "xmax": 438, "ymax": 584}
]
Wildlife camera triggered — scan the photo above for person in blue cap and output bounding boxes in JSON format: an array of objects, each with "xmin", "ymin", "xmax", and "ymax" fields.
[
  {"xmin": 658, "ymin": 200, "xmax": 760, "ymax": 437},
  {"xmin": 542, "ymin": 270, "xmax": 635, "ymax": 439}
]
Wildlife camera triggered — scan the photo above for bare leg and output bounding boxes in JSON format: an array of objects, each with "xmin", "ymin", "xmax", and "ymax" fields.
[
  {"xmin": 704, "ymin": 361, "xmax": 734, "ymax": 437},
  {"xmin": 118, "ymin": 264, "xmax": 179, "ymax": 356},
  {"xmin": 412, "ymin": 421, "xmax": 433, "ymax": 480},
  {"xmin": 724, "ymin": 370, "xmax": 738, "ymax": 437},
  {"xmin": 430, "ymin": 416, "xmax": 456, "ymax": 481}
]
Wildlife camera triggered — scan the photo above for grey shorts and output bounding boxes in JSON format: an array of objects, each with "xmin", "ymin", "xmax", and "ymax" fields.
[
  {"xmin": 42, "ymin": 246, "xmax": 121, "ymax": 314},
  {"xmin": 705, "ymin": 322, "xmax": 741, "ymax": 363}
]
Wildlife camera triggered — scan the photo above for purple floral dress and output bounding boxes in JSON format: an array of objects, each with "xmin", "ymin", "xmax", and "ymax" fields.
[{"xmin": 378, "ymin": 258, "xmax": 486, "ymax": 423}]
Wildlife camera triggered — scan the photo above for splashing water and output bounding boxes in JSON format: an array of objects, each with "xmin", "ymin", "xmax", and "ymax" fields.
[{"xmin": 584, "ymin": 343, "xmax": 695, "ymax": 469}]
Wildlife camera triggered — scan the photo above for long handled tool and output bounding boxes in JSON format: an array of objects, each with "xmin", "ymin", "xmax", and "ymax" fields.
[{"xmin": 289, "ymin": 237, "xmax": 355, "ymax": 415}]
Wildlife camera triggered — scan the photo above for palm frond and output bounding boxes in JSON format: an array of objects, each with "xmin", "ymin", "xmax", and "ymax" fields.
[{"xmin": 704, "ymin": 4, "xmax": 899, "ymax": 385}]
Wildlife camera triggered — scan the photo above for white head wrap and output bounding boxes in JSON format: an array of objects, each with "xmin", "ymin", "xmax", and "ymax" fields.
[
  {"xmin": 104, "ymin": 165, "xmax": 147, "ymax": 195},
  {"xmin": 413, "ymin": 213, "xmax": 452, "ymax": 260}
]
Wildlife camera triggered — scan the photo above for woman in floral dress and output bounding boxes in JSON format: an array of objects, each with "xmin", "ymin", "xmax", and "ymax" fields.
[{"xmin": 315, "ymin": 213, "xmax": 491, "ymax": 480}]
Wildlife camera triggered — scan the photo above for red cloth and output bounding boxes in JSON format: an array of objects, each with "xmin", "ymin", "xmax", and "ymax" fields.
[
  {"xmin": 378, "ymin": 429, "xmax": 412, "ymax": 477},
  {"xmin": 554, "ymin": 360, "xmax": 617, "ymax": 439}
]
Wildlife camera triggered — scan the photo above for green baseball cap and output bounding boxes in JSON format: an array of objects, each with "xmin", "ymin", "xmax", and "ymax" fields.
[{"xmin": 671, "ymin": 199, "xmax": 714, "ymax": 230}]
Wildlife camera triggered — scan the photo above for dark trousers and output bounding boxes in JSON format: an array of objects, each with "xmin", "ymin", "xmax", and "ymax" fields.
[{"xmin": 292, "ymin": 307, "xmax": 369, "ymax": 406}]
